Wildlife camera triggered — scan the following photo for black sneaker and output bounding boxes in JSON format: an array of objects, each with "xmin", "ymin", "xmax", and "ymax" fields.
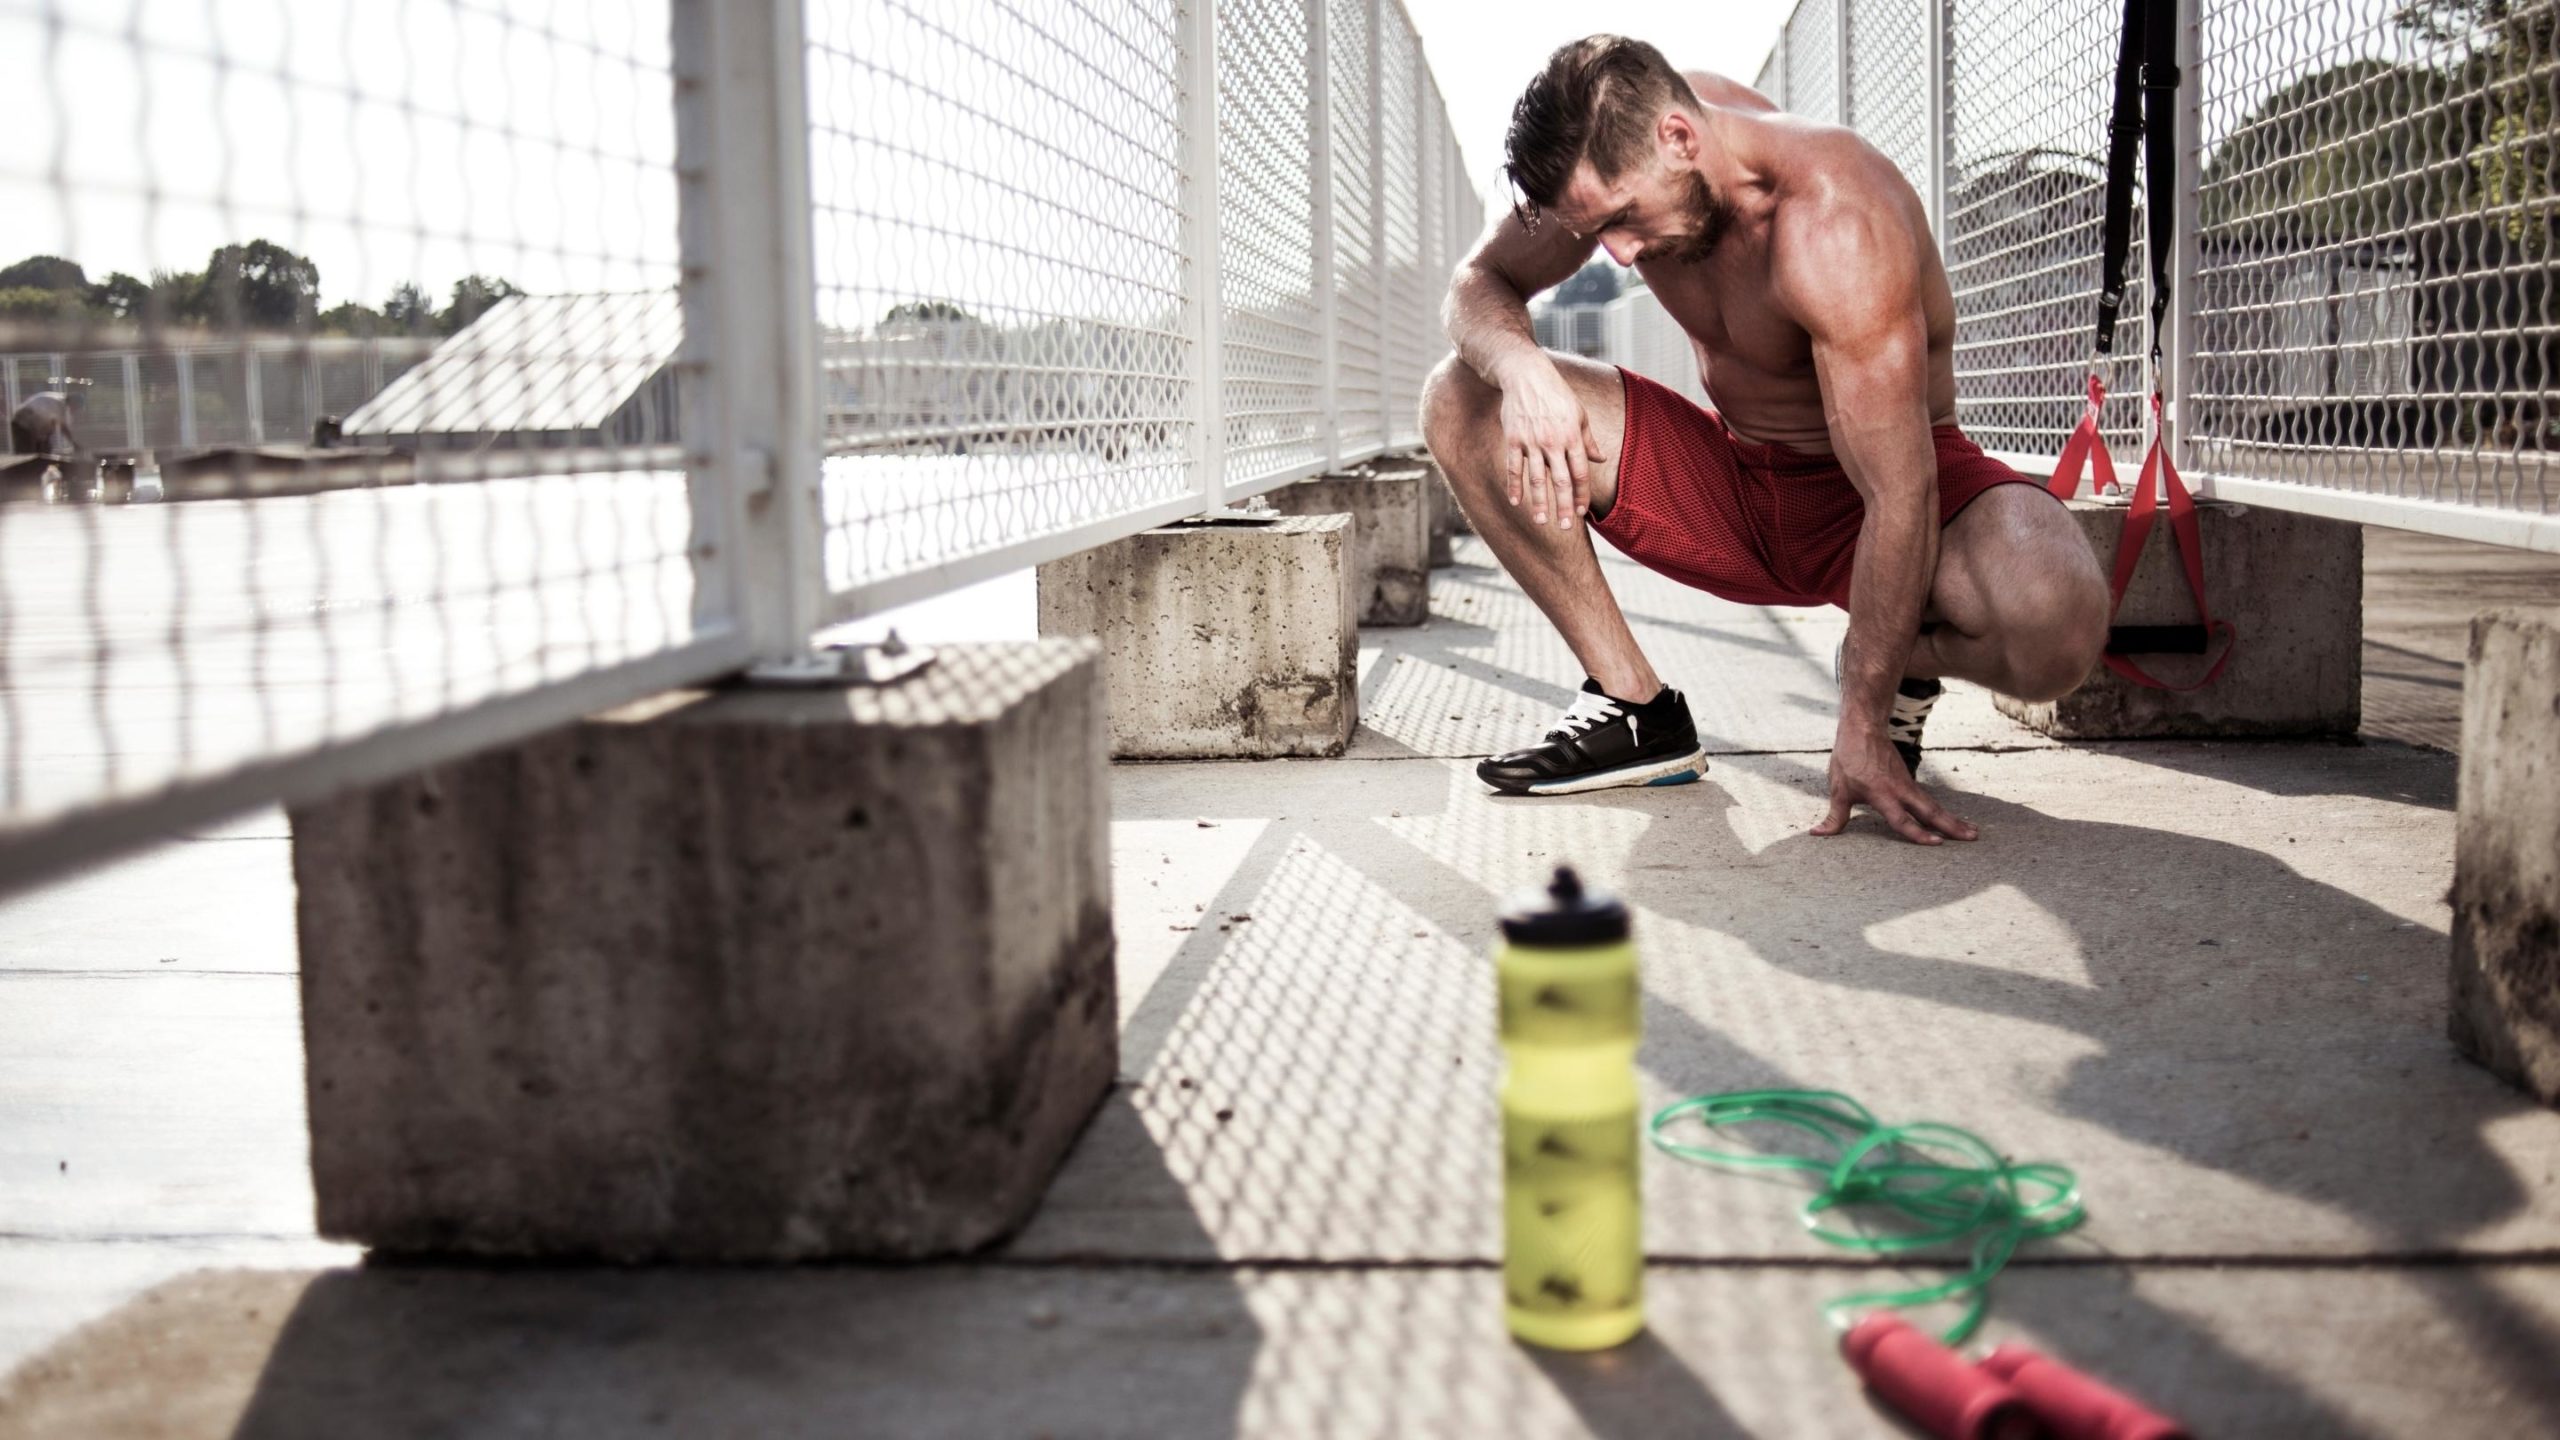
[
  {"xmin": 1477, "ymin": 680, "xmax": 1708, "ymax": 796},
  {"xmin": 1834, "ymin": 640, "xmax": 1941, "ymax": 777}
]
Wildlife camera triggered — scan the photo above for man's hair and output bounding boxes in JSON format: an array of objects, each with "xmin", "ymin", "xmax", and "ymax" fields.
[{"xmin": 1503, "ymin": 36, "xmax": 1698, "ymax": 221}]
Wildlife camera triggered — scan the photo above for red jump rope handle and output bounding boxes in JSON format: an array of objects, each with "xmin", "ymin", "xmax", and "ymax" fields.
[
  {"xmin": 1842, "ymin": 1315, "xmax": 2042, "ymax": 1440},
  {"xmin": 1978, "ymin": 1344, "xmax": 2191, "ymax": 1440}
]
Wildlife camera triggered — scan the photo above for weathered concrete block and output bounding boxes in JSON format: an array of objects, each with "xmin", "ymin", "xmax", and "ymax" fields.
[
  {"xmin": 1996, "ymin": 499, "xmax": 2361, "ymax": 737},
  {"xmin": 2451, "ymin": 608, "xmax": 2560, "ymax": 1105},
  {"xmin": 1037, "ymin": 514, "xmax": 1357, "ymax": 758},
  {"xmin": 288, "ymin": 641, "xmax": 1117, "ymax": 1261},
  {"xmin": 1263, "ymin": 467, "xmax": 1430, "ymax": 624}
]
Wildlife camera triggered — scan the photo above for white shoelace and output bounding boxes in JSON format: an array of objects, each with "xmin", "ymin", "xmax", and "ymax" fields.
[
  {"xmin": 1887, "ymin": 687, "xmax": 1938, "ymax": 748},
  {"xmin": 1548, "ymin": 689, "xmax": 1625, "ymax": 741}
]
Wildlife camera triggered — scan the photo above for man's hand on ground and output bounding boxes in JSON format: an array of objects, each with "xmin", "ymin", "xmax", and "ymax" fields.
[
  {"xmin": 1811, "ymin": 728, "xmax": 1978, "ymax": 845},
  {"xmin": 1494, "ymin": 357, "xmax": 1604, "ymax": 530}
]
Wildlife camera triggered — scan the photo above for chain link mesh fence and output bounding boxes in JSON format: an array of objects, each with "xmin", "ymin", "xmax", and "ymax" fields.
[
  {"xmin": 806, "ymin": 0, "xmax": 1471, "ymax": 612},
  {"xmin": 1738, "ymin": 0, "xmax": 2554, "ymax": 536},
  {"xmin": 1946, "ymin": 0, "xmax": 2154, "ymax": 456},
  {"xmin": 2191, "ymin": 0, "xmax": 2557, "ymax": 516},
  {"xmin": 1786, "ymin": 0, "xmax": 1844, "ymax": 125},
  {"xmin": 0, "ymin": 0, "xmax": 1481, "ymax": 886},
  {"xmin": 0, "ymin": 0, "xmax": 713, "ymax": 882}
]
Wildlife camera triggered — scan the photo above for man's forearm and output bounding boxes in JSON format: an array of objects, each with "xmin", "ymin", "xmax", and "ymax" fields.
[
  {"xmin": 1444, "ymin": 265, "xmax": 1548, "ymax": 390},
  {"xmin": 1836, "ymin": 483, "xmax": 1937, "ymax": 736}
]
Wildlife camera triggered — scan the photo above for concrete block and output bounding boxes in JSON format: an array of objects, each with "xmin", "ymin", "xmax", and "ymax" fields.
[
  {"xmin": 1996, "ymin": 498, "xmax": 2361, "ymax": 738},
  {"xmin": 287, "ymin": 641, "xmax": 1117, "ymax": 1261},
  {"xmin": 1263, "ymin": 467, "xmax": 1430, "ymax": 624},
  {"xmin": 2451, "ymin": 607, "xmax": 2560, "ymax": 1105},
  {"xmin": 1037, "ymin": 514, "xmax": 1357, "ymax": 758}
]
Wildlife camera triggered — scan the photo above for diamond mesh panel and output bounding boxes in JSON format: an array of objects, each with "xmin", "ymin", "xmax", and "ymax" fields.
[
  {"xmin": 1852, "ymin": 0, "xmax": 1933, "ymax": 196},
  {"xmin": 1377, "ymin": 12, "xmax": 1429, "ymax": 448},
  {"xmin": 807, "ymin": 0, "xmax": 1193, "ymax": 596},
  {"xmin": 1787, "ymin": 0, "xmax": 1843, "ymax": 123},
  {"xmin": 1330, "ymin": 0, "xmax": 1386, "ymax": 456},
  {"xmin": 1945, "ymin": 0, "xmax": 2150, "ymax": 456},
  {"xmin": 2191, "ymin": 0, "xmax": 2558, "ymax": 512},
  {"xmin": 0, "ymin": 1, "xmax": 698, "ymax": 862},
  {"xmin": 1218, "ymin": 0, "xmax": 1325, "ymax": 493}
]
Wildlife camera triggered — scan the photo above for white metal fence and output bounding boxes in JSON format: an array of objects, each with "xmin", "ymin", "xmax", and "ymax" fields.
[
  {"xmin": 803, "ymin": 0, "xmax": 1477, "ymax": 618},
  {"xmin": 0, "ymin": 0, "xmax": 1476, "ymax": 891},
  {"xmin": 1711, "ymin": 0, "xmax": 2560, "ymax": 551}
]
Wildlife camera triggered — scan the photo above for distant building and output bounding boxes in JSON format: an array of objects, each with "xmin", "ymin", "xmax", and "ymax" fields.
[{"xmin": 341, "ymin": 292, "xmax": 682, "ymax": 452}]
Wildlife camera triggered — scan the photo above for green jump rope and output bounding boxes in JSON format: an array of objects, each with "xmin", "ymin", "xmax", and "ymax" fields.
[{"xmin": 1647, "ymin": 1088, "xmax": 2087, "ymax": 1345}]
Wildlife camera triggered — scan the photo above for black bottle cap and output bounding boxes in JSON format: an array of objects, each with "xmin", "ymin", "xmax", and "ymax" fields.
[{"xmin": 1499, "ymin": 865, "xmax": 1629, "ymax": 947}]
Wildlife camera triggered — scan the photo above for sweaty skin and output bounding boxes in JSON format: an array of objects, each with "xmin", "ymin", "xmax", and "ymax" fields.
[{"xmin": 1437, "ymin": 70, "xmax": 2106, "ymax": 845}]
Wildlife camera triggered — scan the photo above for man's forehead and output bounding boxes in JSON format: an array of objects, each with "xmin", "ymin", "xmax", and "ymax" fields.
[{"xmin": 1551, "ymin": 167, "xmax": 1629, "ymax": 236}]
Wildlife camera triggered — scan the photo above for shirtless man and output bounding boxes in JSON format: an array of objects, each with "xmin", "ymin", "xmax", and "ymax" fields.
[
  {"xmin": 1424, "ymin": 35, "xmax": 2109, "ymax": 845},
  {"xmin": 9, "ymin": 388, "xmax": 86, "ymax": 496}
]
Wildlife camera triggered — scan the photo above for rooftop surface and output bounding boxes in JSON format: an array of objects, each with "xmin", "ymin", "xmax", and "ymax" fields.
[{"xmin": 4, "ymin": 527, "xmax": 2559, "ymax": 1436}]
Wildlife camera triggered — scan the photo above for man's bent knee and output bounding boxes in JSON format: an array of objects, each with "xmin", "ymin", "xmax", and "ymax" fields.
[{"xmin": 2000, "ymin": 572, "xmax": 2110, "ymax": 701}]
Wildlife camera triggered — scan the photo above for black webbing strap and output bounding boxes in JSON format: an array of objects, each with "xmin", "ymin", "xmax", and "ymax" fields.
[{"xmin": 2092, "ymin": 0, "xmax": 2179, "ymax": 364}]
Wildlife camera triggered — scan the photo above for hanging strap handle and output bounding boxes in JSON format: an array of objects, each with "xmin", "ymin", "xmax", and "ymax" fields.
[
  {"xmin": 2046, "ymin": 374, "xmax": 2118, "ymax": 503},
  {"xmin": 2098, "ymin": 394, "xmax": 2235, "ymax": 692}
]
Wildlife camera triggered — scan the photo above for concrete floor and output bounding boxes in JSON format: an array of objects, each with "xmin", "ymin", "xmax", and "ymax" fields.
[{"xmin": 4, "ymin": 528, "xmax": 2560, "ymax": 1437}]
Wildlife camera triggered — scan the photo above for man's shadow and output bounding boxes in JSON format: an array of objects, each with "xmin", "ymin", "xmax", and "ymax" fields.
[{"xmin": 1618, "ymin": 751, "xmax": 2560, "ymax": 1427}]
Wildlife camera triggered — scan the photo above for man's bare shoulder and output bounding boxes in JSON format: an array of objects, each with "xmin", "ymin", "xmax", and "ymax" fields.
[{"xmin": 1681, "ymin": 68, "xmax": 1778, "ymax": 114}]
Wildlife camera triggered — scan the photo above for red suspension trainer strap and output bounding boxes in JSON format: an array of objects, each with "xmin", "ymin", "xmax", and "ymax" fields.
[
  {"xmin": 2047, "ymin": 381, "xmax": 2235, "ymax": 692},
  {"xmin": 2055, "ymin": 0, "xmax": 2235, "ymax": 693}
]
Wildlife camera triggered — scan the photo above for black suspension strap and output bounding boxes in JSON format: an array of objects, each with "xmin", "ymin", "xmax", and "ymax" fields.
[{"xmin": 2093, "ymin": 0, "xmax": 2180, "ymax": 367}]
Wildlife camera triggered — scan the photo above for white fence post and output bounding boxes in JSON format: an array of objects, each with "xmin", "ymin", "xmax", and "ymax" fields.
[
  {"xmin": 1179, "ymin": 0, "xmax": 1228, "ymax": 507},
  {"xmin": 243, "ymin": 350, "xmax": 265, "ymax": 444},
  {"xmin": 1926, "ymin": 0, "xmax": 1950, "ymax": 249},
  {"xmin": 1774, "ymin": 23, "xmax": 1789, "ymax": 110},
  {"xmin": 2168, "ymin": 0, "xmax": 2203, "ymax": 476},
  {"xmin": 1306, "ymin": 0, "xmax": 1341, "ymax": 472},
  {"xmin": 671, "ymin": 0, "xmax": 825, "ymax": 663},
  {"xmin": 174, "ymin": 351, "xmax": 196, "ymax": 448},
  {"xmin": 121, "ymin": 353, "xmax": 143, "ymax": 451}
]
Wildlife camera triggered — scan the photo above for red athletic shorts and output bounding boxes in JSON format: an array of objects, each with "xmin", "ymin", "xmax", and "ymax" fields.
[{"xmin": 1591, "ymin": 366, "xmax": 2045, "ymax": 610}]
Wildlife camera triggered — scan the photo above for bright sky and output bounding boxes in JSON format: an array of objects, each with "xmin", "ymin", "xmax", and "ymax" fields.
[{"xmin": 1402, "ymin": 0, "xmax": 1795, "ymax": 209}]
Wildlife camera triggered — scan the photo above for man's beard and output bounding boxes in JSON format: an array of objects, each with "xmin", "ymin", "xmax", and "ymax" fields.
[{"xmin": 1653, "ymin": 168, "xmax": 1736, "ymax": 265}]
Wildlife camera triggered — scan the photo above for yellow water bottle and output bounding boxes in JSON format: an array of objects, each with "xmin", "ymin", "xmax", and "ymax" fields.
[{"xmin": 1498, "ymin": 865, "xmax": 1643, "ymax": 1350}]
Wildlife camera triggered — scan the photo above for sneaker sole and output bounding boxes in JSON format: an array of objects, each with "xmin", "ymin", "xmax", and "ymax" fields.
[{"xmin": 1493, "ymin": 747, "xmax": 1710, "ymax": 797}]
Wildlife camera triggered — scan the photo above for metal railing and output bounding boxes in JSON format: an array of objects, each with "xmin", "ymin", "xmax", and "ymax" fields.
[
  {"xmin": 1707, "ymin": 0, "xmax": 2560, "ymax": 551},
  {"xmin": 0, "ymin": 0, "xmax": 1477, "ymax": 891}
]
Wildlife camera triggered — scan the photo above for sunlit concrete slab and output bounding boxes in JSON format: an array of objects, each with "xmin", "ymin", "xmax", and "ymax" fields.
[
  {"xmin": 0, "ymin": 972, "xmax": 313, "ymax": 1243},
  {"xmin": 1017, "ymin": 741, "xmax": 2560, "ymax": 1265},
  {"xmin": 4, "ymin": 1260, "xmax": 2556, "ymax": 1439},
  {"xmin": 0, "ymin": 834, "xmax": 296, "ymax": 974}
]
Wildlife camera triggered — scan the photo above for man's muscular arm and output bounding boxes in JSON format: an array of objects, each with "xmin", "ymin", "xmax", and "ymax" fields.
[
  {"xmin": 1443, "ymin": 209, "xmax": 1603, "ymax": 529},
  {"xmin": 1773, "ymin": 168, "xmax": 1976, "ymax": 845}
]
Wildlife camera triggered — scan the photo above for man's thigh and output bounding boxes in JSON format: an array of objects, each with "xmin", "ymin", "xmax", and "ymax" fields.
[
  {"xmin": 1444, "ymin": 349, "xmax": 1630, "ymax": 514},
  {"xmin": 1927, "ymin": 483, "xmax": 2103, "ymax": 633}
]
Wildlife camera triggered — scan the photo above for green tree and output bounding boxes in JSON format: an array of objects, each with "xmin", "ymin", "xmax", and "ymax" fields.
[
  {"xmin": 0, "ymin": 255, "xmax": 88, "ymax": 292},
  {"xmin": 0, "ymin": 286, "xmax": 81, "ymax": 323},
  {"xmin": 317, "ymin": 301, "xmax": 389, "ymax": 336},
  {"xmin": 382, "ymin": 281, "xmax": 435, "ymax": 333},
  {"xmin": 880, "ymin": 299, "xmax": 974, "ymax": 329},
  {"xmin": 2200, "ymin": 59, "xmax": 2466, "ymax": 244},
  {"xmin": 200, "ymin": 239, "xmax": 322, "ymax": 329},
  {"xmin": 441, "ymin": 274, "xmax": 523, "ymax": 334},
  {"xmin": 88, "ymin": 271, "xmax": 150, "ymax": 323}
]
